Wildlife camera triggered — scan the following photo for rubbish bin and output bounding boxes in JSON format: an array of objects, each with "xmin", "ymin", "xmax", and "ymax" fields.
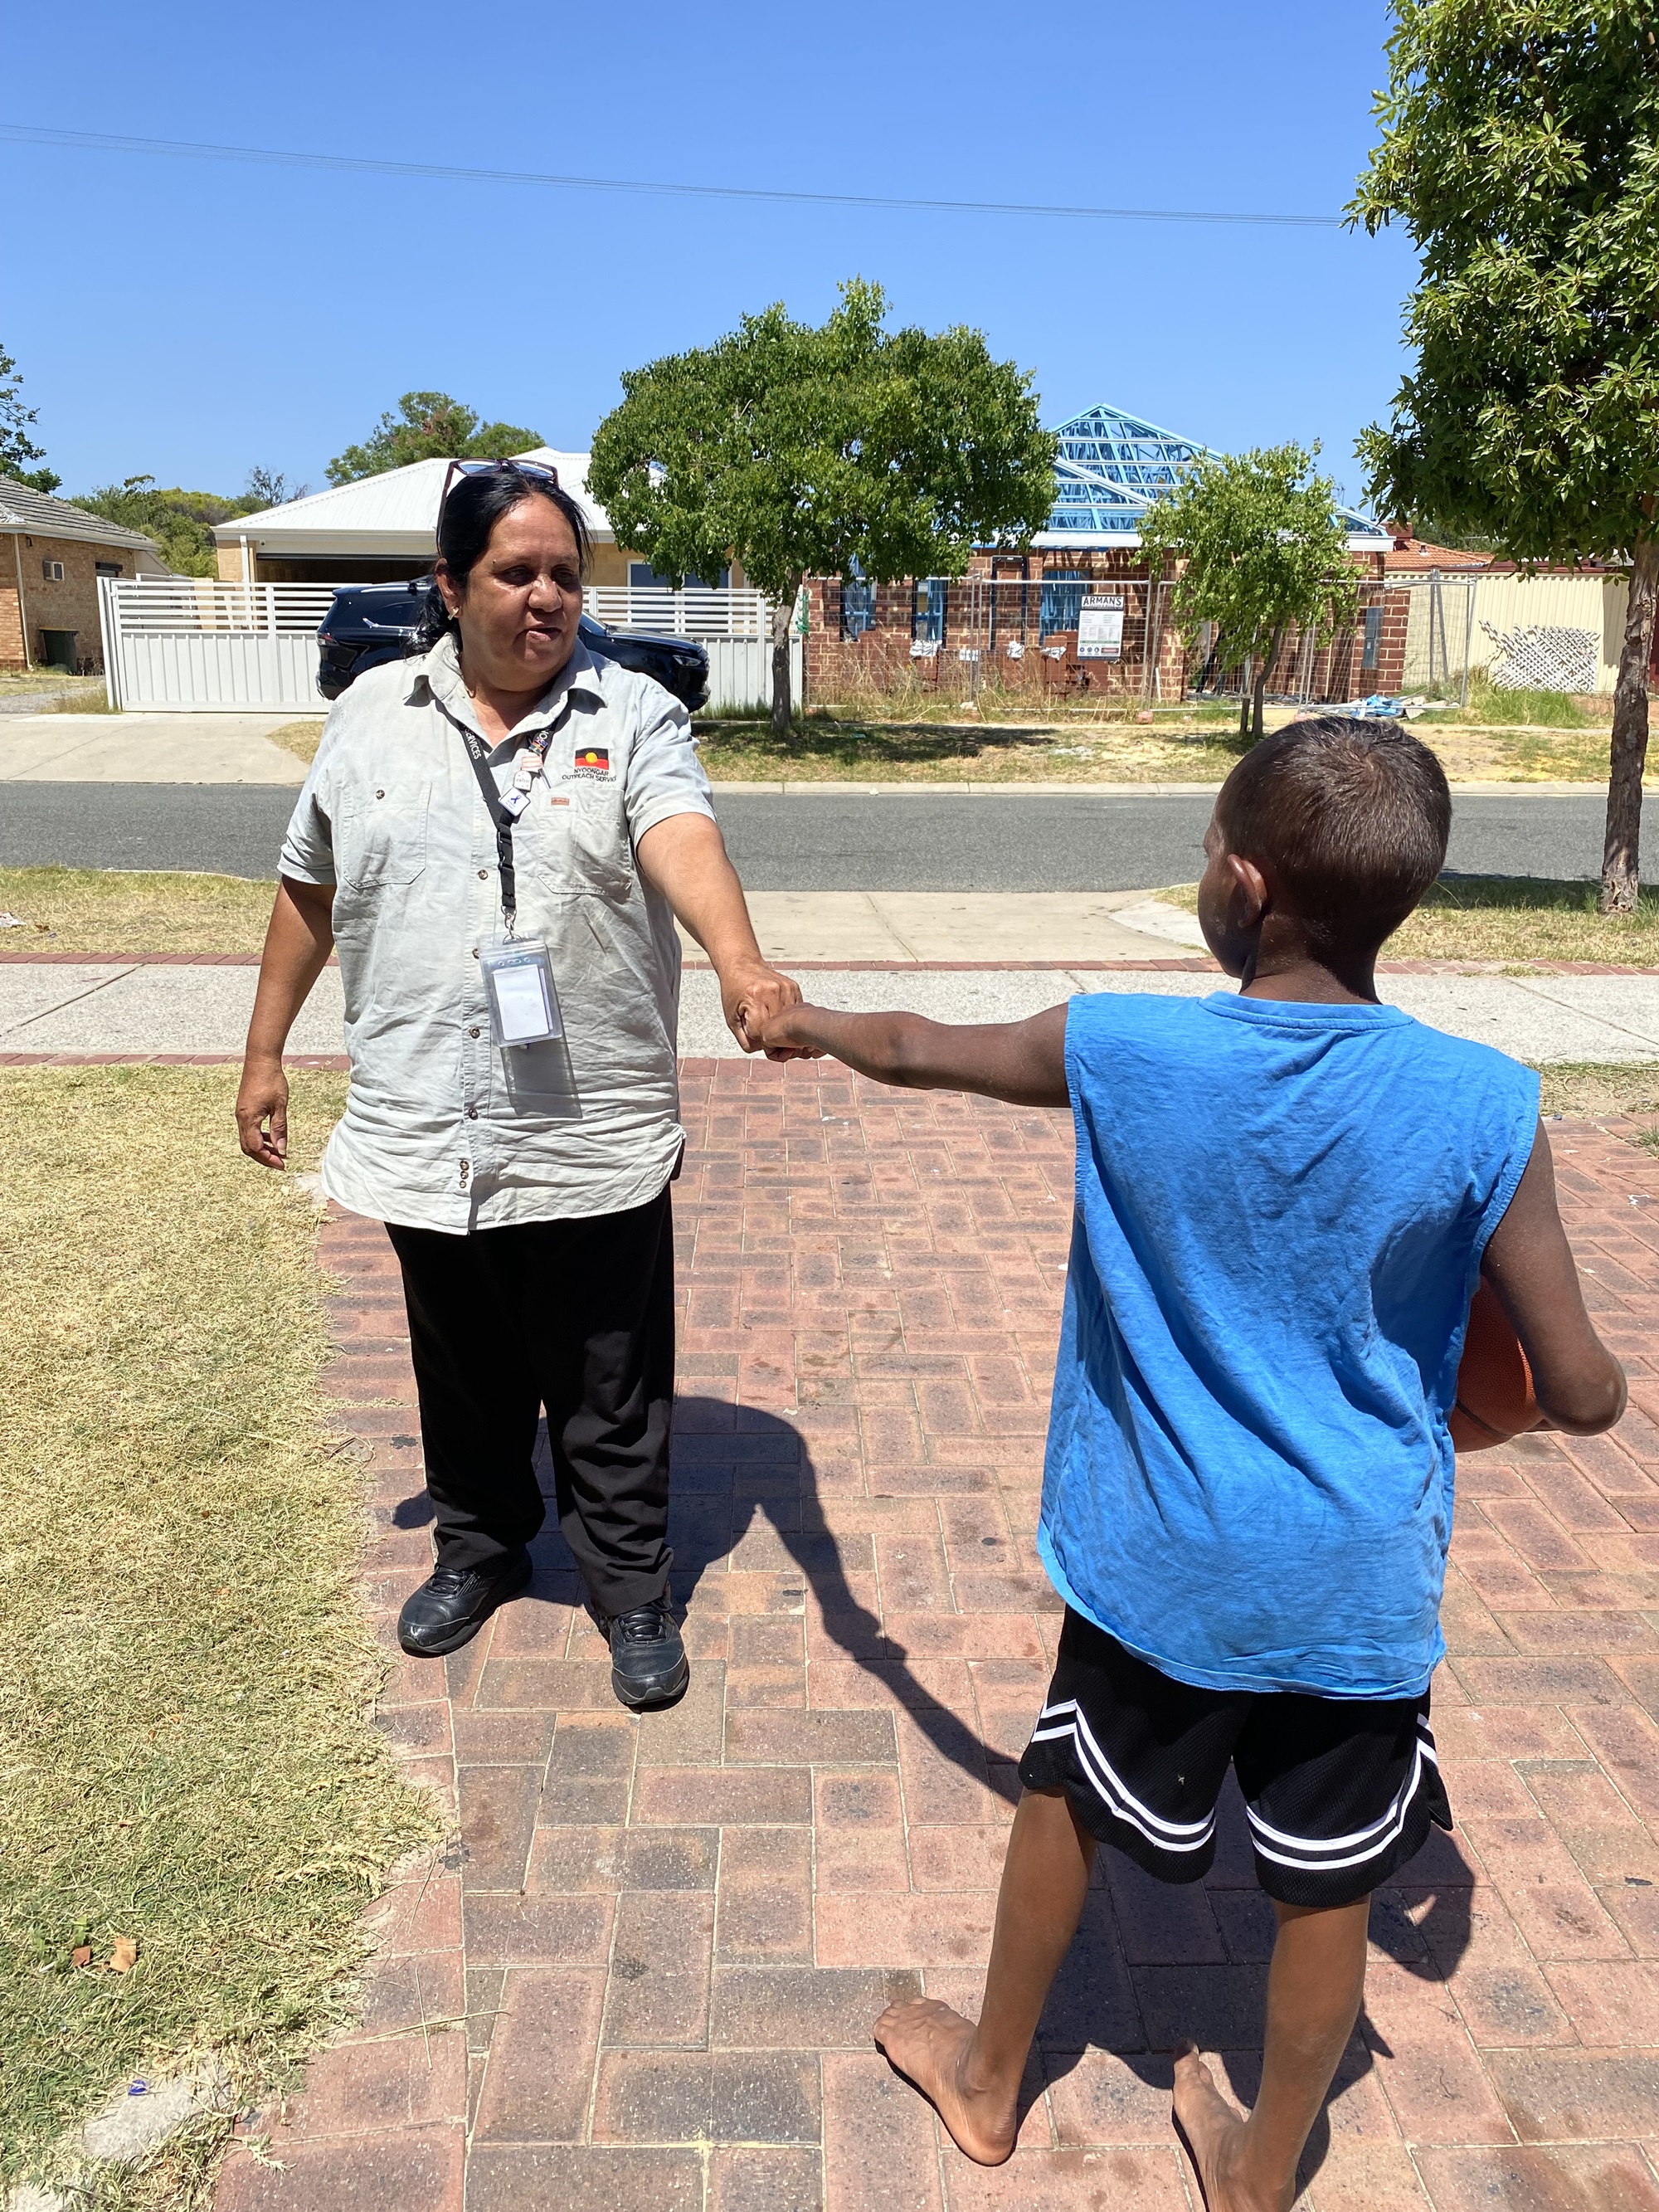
[{"xmin": 41, "ymin": 629, "xmax": 78, "ymax": 672}]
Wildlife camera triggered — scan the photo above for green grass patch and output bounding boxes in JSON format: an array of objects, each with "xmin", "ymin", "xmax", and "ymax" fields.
[
  {"xmin": 0, "ymin": 868, "xmax": 276, "ymax": 956},
  {"xmin": 0, "ymin": 1067, "xmax": 435, "ymax": 2200},
  {"xmin": 1158, "ymin": 874, "xmax": 1659, "ymax": 968},
  {"xmin": 1416, "ymin": 670, "xmax": 1601, "ymax": 730}
]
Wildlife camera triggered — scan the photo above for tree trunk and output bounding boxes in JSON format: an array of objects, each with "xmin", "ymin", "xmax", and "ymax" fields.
[
  {"xmin": 1238, "ymin": 652, "xmax": 1253, "ymax": 740},
  {"xmin": 1248, "ymin": 632, "xmax": 1282, "ymax": 743},
  {"xmin": 1253, "ymin": 625, "xmax": 1286, "ymax": 741},
  {"xmin": 1601, "ymin": 531, "xmax": 1658, "ymax": 915},
  {"xmin": 769, "ymin": 577, "xmax": 800, "ymax": 738}
]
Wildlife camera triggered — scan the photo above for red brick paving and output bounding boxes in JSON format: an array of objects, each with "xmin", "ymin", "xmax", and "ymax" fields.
[{"xmin": 215, "ymin": 1065, "xmax": 1659, "ymax": 2210}]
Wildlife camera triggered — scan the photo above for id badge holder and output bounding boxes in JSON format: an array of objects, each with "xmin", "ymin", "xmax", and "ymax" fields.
[{"xmin": 479, "ymin": 938, "xmax": 563, "ymax": 1048}]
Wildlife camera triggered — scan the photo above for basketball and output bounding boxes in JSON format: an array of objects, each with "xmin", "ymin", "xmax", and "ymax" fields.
[{"xmin": 1450, "ymin": 1279, "xmax": 1540, "ymax": 1452}]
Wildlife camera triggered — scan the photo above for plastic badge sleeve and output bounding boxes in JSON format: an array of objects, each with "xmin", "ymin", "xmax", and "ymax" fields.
[{"xmin": 479, "ymin": 938, "xmax": 563, "ymax": 1045}]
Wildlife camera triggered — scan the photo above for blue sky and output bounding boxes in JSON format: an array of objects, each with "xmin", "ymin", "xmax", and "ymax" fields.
[{"xmin": 2, "ymin": 1, "xmax": 1418, "ymax": 509}]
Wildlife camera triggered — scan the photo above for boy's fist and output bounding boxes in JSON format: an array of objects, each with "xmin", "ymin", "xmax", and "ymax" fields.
[{"xmin": 756, "ymin": 1004, "xmax": 823, "ymax": 1061}]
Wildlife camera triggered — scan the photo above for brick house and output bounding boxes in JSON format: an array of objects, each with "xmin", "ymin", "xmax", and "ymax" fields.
[
  {"xmin": 0, "ymin": 479, "xmax": 167, "ymax": 674},
  {"xmin": 805, "ymin": 402, "xmax": 1402, "ymax": 709}
]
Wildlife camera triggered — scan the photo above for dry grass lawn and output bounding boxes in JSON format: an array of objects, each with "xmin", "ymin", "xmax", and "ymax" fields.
[
  {"xmin": 0, "ymin": 1067, "xmax": 434, "ymax": 2207},
  {"xmin": 266, "ymin": 719, "xmax": 324, "ymax": 765},
  {"xmin": 1534, "ymin": 1062, "xmax": 1659, "ymax": 1122},
  {"xmin": 1160, "ymin": 875, "xmax": 1659, "ymax": 969},
  {"xmin": 225, "ymin": 702, "xmax": 1615, "ymax": 786},
  {"xmin": 0, "ymin": 869, "xmax": 275, "ymax": 956},
  {"xmin": 693, "ymin": 709, "xmax": 1613, "ymax": 786}
]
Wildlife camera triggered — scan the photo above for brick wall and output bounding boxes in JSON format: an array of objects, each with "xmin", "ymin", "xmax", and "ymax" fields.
[
  {"xmin": 0, "ymin": 579, "xmax": 22, "ymax": 669},
  {"xmin": 2, "ymin": 532, "xmax": 141, "ymax": 672},
  {"xmin": 805, "ymin": 551, "xmax": 1394, "ymax": 711}
]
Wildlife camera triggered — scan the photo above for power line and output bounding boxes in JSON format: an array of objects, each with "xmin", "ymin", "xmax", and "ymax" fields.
[{"xmin": 0, "ymin": 122, "xmax": 1347, "ymax": 231}]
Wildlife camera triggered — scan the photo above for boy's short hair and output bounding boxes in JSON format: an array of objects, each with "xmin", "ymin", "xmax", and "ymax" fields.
[{"xmin": 1216, "ymin": 716, "xmax": 1451, "ymax": 955}]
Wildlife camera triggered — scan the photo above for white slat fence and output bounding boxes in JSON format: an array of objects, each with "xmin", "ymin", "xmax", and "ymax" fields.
[{"xmin": 100, "ymin": 577, "xmax": 792, "ymax": 714}]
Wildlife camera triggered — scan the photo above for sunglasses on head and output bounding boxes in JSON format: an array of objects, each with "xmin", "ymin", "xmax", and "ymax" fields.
[{"xmin": 437, "ymin": 456, "xmax": 561, "ymax": 512}]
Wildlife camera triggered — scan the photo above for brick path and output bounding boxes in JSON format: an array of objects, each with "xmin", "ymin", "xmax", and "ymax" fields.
[{"xmin": 215, "ymin": 1063, "xmax": 1659, "ymax": 2212}]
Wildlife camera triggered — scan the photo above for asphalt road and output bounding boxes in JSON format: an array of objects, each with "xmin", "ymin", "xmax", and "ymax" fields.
[{"xmin": 0, "ymin": 782, "xmax": 1643, "ymax": 890}]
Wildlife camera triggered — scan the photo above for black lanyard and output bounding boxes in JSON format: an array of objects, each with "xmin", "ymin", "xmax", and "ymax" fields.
[{"xmin": 455, "ymin": 724, "xmax": 521, "ymax": 931}]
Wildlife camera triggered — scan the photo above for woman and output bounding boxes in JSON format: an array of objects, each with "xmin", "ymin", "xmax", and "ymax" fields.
[{"xmin": 236, "ymin": 461, "xmax": 805, "ymax": 1708}]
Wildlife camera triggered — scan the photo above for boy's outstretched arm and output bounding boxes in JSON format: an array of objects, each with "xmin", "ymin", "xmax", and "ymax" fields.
[
  {"xmin": 1481, "ymin": 1122, "xmax": 1627, "ymax": 1435},
  {"xmin": 758, "ymin": 1001, "xmax": 1070, "ymax": 1108}
]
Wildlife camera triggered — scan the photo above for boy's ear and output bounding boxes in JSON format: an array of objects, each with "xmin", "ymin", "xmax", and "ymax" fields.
[{"xmin": 1225, "ymin": 851, "xmax": 1269, "ymax": 924}]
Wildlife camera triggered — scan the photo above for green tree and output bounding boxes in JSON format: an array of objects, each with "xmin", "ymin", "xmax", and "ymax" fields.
[
  {"xmin": 1137, "ymin": 443, "xmax": 1360, "ymax": 740},
  {"xmin": 1, "ymin": 342, "xmax": 59, "ymax": 491},
  {"xmin": 326, "ymin": 392, "xmax": 542, "ymax": 485},
  {"xmin": 71, "ymin": 478, "xmax": 263, "ymax": 577},
  {"xmin": 587, "ymin": 280, "xmax": 1057, "ymax": 733},
  {"xmin": 1351, "ymin": 0, "xmax": 1659, "ymax": 914}
]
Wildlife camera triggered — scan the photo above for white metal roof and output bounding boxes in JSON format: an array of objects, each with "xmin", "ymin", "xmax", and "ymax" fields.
[
  {"xmin": 212, "ymin": 449, "xmax": 613, "ymax": 557},
  {"xmin": 0, "ymin": 477, "xmax": 160, "ymax": 553}
]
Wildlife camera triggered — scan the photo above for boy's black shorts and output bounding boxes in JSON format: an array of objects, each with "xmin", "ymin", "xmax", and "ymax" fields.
[{"xmin": 1019, "ymin": 1607, "xmax": 1452, "ymax": 1908}]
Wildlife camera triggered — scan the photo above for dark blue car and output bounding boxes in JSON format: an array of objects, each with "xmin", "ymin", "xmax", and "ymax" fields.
[{"xmin": 316, "ymin": 579, "xmax": 710, "ymax": 712}]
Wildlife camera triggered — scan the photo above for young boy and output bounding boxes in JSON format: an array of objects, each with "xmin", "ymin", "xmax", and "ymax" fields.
[{"xmin": 757, "ymin": 718, "xmax": 1625, "ymax": 2210}]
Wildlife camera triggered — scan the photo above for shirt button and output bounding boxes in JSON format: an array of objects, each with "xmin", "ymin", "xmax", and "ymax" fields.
[
  {"xmin": 478, "ymin": 869, "xmax": 488, "ymax": 879},
  {"xmin": 465, "ymin": 1106, "xmax": 478, "ymax": 1120},
  {"xmin": 468, "ymin": 1026, "xmax": 480, "ymax": 1038},
  {"xmin": 375, "ymin": 788, "xmax": 385, "ymax": 798},
  {"xmin": 471, "ymin": 947, "xmax": 479, "ymax": 958}
]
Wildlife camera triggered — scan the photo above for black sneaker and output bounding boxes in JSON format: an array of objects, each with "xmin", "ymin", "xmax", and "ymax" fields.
[
  {"xmin": 397, "ymin": 1550, "xmax": 532, "ymax": 1658},
  {"xmin": 588, "ymin": 1597, "xmax": 689, "ymax": 1709}
]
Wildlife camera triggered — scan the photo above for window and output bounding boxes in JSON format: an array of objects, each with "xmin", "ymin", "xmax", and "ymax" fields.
[
  {"xmin": 41, "ymin": 559, "xmax": 64, "ymax": 582},
  {"xmin": 1361, "ymin": 603, "xmax": 1384, "ymax": 672},
  {"xmin": 95, "ymin": 561, "xmax": 124, "ymax": 577},
  {"xmin": 1040, "ymin": 571, "xmax": 1086, "ymax": 636},
  {"xmin": 841, "ymin": 567, "xmax": 875, "ymax": 639},
  {"xmin": 912, "ymin": 577, "xmax": 948, "ymax": 644}
]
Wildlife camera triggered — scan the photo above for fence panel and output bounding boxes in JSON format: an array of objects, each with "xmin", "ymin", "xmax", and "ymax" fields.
[
  {"xmin": 1393, "ymin": 577, "xmax": 1477, "ymax": 704},
  {"xmin": 101, "ymin": 578, "xmax": 780, "ymax": 714},
  {"xmin": 703, "ymin": 639, "xmax": 802, "ymax": 714}
]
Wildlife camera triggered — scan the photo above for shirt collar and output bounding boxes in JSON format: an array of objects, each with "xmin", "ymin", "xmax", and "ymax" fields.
[{"xmin": 412, "ymin": 631, "xmax": 606, "ymax": 752}]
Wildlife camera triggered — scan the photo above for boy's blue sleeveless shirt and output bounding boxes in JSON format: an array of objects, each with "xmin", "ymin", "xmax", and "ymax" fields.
[{"xmin": 1040, "ymin": 991, "xmax": 1540, "ymax": 1700}]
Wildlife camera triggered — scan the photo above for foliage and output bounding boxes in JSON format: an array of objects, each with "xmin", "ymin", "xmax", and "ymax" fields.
[
  {"xmin": 1351, "ymin": 0, "xmax": 1659, "ymax": 909},
  {"xmin": 326, "ymin": 391, "xmax": 541, "ymax": 485},
  {"xmin": 245, "ymin": 465, "xmax": 309, "ymax": 509},
  {"xmin": 588, "ymin": 279, "xmax": 1056, "ymax": 730},
  {"xmin": 1136, "ymin": 442, "xmax": 1359, "ymax": 736},
  {"xmin": 70, "ymin": 479, "xmax": 261, "ymax": 577},
  {"xmin": 0, "ymin": 341, "xmax": 49, "ymax": 480}
]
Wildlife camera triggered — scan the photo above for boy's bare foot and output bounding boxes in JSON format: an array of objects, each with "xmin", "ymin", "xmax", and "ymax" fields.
[
  {"xmin": 1172, "ymin": 2045, "xmax": 1292, "ymax": 2212},
  {"xmin": 873, "ymin": 1997, "xmax": 1019, "ymax": 2166}
]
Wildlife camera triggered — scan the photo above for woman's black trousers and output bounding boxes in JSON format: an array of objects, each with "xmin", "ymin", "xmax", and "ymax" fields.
[{"xmin": 386, "ymin": 1187, "xmax": 674, "ymax": 1617}]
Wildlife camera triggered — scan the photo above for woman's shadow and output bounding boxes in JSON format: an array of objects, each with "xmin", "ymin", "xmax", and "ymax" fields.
[{"xmin": 663, "ymin": 1394, "xmax": 1023, "ymax": 1811}]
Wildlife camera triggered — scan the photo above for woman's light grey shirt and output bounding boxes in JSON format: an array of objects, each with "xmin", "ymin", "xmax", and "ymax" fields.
[{"xmin": 280, "ymin": 633, "xmax": 715, "ymax": 1234}]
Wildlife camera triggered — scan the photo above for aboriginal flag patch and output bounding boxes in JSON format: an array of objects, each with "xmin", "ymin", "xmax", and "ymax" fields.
[{"xmin": 572, "ymin": 746, "xmax": 611, "ymax": 777}]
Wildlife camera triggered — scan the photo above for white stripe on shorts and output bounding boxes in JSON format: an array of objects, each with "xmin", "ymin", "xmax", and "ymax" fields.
[
  {"xmin": 1245, "ymin": 1724, "xmax": 1437, "ymax": 1876},
  {"xmin": 1031, "ymin": 1698, "xmax": 1214, "ymax": 1855}
]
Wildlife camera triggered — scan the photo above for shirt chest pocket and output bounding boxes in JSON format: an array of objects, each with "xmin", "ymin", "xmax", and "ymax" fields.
[
  {"xmin": 336, "ymin": 781, "xmax": 431, "ymax": 889},
  {"xmin": 532, "ymin": 782, "xmax": 634, "ymax": 899}
]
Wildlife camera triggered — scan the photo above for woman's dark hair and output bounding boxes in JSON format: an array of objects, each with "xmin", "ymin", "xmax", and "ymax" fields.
[{"xmin": 411, "ymin": 465, "xmax": 592, "ymax": 652}]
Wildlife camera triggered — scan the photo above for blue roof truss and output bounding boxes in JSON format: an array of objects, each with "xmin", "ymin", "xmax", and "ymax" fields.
[{"xmin": 1038, "ymin": 403, "xmax": 1384, "ymax": 544}]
